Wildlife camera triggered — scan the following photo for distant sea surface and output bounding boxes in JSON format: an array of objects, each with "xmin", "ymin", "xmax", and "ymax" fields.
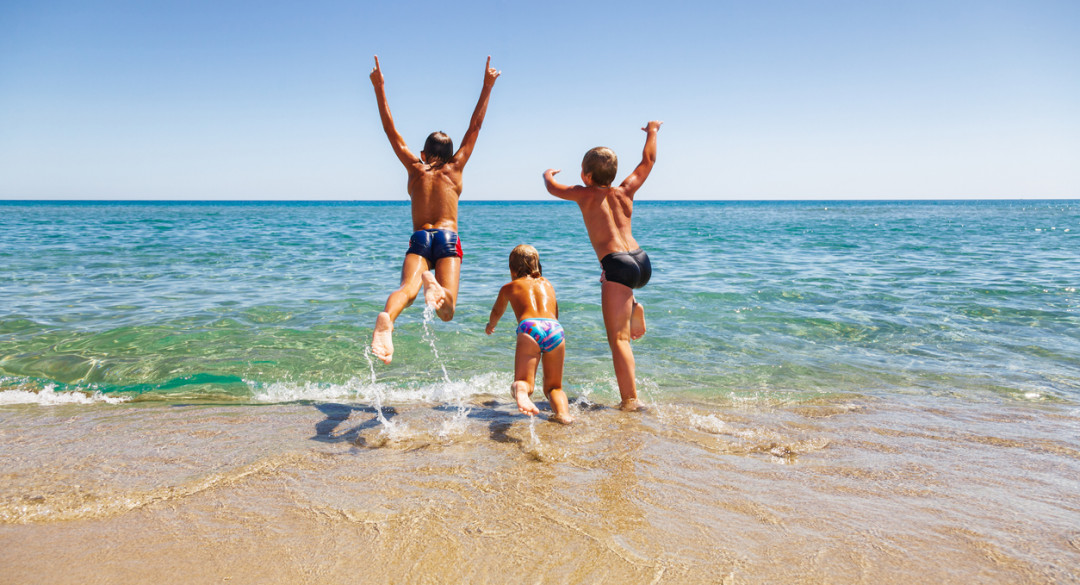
[{"xmin": 2, "ymin": 200, "xmax": 1078, "ymax": 584}]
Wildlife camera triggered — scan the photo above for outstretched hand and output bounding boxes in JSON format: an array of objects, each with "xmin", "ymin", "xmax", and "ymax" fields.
[
  {"xmin": 545, "ymin": 169, "xmax": 561, "ymax": 176},
  {"xmin": 642, "ymin": 120, "xmax": 663, "ymax": 132},
  {"xmin": 369, "ymin": 55, "xmax": 384, "ymax": 87},
  {"xmin": 484, "ymin": 56, "xmax": 501, "ymax": 86}
]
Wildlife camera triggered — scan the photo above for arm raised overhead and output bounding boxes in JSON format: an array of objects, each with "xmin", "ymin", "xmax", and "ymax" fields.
[
  {"xmin": 370, "ymin": 55, "xmax": 419, "ymax": 168},
  {"xmin": 619, "ymin": 121, "xmax": 662, "ymax": 196},
  {"xmin": 451, "ymin": 56, "xmax": 501, "ymax": 168}
]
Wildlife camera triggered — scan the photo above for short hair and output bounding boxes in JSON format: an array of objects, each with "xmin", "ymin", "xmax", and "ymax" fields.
[
  {"xmin": 424, "ymin": 132, "xmax": 454, "ymax": 164},
  {"xmin": 509, "ymin": 244, "xmax": 542, "ymax": 279},
  {"xmin": 582, "ymin": 147, "xmax": 618, "ymax": 187}
]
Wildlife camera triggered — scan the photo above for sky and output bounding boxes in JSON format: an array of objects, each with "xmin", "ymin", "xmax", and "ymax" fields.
[{"xmin": 1, "ymin": 0, "xmax": 1078, "ymax": 200}]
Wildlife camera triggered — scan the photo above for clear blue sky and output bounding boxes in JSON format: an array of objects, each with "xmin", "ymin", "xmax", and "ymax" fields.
[{"xmin": 1, "ymin": 0, "xmax": 1077, "ymax": 199}]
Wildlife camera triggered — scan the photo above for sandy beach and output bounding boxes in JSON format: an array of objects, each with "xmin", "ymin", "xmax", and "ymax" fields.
[{"xmin": 3, "ymin": 393, "xmax": 1078, "ymax": 584}]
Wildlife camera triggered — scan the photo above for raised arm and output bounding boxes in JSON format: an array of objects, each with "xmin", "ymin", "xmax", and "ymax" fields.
[
  {"xmin": 451, "ymin": 56, "xmax": 501, "ymax": 168},
  {"xmin": 619, "ymin": 121, "xmax": 663, "ymax": 195},
  {"xmin": 485, "ymin": 286, "xmax": 510, "ymax": 335},
  {"xmin": 543, "ymin": 169, "xmax": 583, "ymax": 202},
  {"xmin": 369, "ymin": 56, "xmax": 418, "ymax": 168}
]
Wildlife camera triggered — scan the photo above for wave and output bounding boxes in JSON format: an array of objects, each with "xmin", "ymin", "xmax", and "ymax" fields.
[
  {"xmin": 0, "ymin": 382, "xmax": 130, "ymax": 406},
  {"xmin": 251, "ymin": 371, "xmax": 512, "ymax": 404}
]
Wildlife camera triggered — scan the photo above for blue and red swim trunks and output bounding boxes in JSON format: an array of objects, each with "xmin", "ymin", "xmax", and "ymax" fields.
[{"xmin": 407, "ymin": 229, "xmax": 463, "ymax": 263}]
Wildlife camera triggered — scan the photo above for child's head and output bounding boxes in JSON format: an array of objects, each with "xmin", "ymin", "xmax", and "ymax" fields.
[
  {"xmin": 581, "ymin": 147, "xmax": 618, "ymax": 187},
  {"xmin": 423, "ymin": 131, "xmax": 454, "ymax": 165},
  {"xmin": 509, "ymin": 244, "xmax": 542, "ymax": 279}
]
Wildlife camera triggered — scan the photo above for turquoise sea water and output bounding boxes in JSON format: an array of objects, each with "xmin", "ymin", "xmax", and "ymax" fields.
[{"xmin": 1, "ymin": 200, "xmax": 1078, "ymax": 405}]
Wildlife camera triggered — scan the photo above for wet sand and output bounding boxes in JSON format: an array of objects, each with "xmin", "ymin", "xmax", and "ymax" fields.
[{"xmin": 2, "ymin": 394, "xmax": 1079, "ymax": 584}]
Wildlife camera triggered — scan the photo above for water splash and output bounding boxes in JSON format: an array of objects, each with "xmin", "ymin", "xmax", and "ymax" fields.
[
  {"xmin": 421, "ymin": 305, "xmax": 451, "ymax": 384},
  {"xmin": 362, "ymin": 350, "xmax": 395, "ymax": 431},
  {"xmin": 527, "ymin": 414, "xmax": 540, "ymax": 446},
  {"xmin": 422, "ymin": 302, "xmax": 471, "ymax": 438}
]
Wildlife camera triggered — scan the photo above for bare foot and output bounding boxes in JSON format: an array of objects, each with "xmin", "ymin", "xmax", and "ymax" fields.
[
  {"xmin": 618, "ymin": 398, "xmax": 644, "ymax": 412},
  {"xmin": 371, "ymin": 312, "xmax": 394, "ymax": 364},
  {"xmin": 549, "ymin": 412, "xmax": 574, "ymax": 425},
  {"xmin": 421, "ymin": 272, "xmax": 453, "ymax": 321},
  {"xmin": 631, "ymin": 301, "xmax": 646, "ymax": 340},
  {"xmin": 511, "ymin": 381, "xmax": 540, "ymax": 416}
]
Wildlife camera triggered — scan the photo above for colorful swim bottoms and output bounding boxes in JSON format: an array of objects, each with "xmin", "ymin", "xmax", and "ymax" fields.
[
  {"xmin": 407, "ymin": 229, "xmax": 463, "ymax": 263},
  {"xmin": 516, "ymin": 318, "xmax": 565, "ymax": 353}
]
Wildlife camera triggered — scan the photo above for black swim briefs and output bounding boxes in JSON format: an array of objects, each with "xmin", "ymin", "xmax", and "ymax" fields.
[
  {"xmin": 600, "ymin": 248, "xmax": 651, "ymax": 289},
  {"xmin": 407, "ymin": 229, "xmax": 463, "ymax": 263}
]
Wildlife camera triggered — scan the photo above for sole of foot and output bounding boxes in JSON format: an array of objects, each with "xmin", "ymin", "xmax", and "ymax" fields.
[
  {"xmin": 631, "ymin": 302, "xmax": 646, "ymax": 340},
  {"xmin": 421, "ymin": 272, "xmax": 453, "ymax": 321},
  {"xmin": 512, "ymin": 382, "xmax": 540, "ymax": 416},
  {"xmin": 371, "ymin": 312, "xmax": 394, "ymax": 364}
]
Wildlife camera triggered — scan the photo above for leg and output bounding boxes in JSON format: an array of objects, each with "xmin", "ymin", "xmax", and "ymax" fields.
[
  {"xmin": 511, "ymin": 333, "xmax": 541, "ymax": 416},
  {"xmin": 631, "ymin": 299, "xmax": 646, "ymax": 340},
  {"xmin": 601, "ymin": 281, "xmax": 641, "ymax": 411},
  {"xmin": 422, "ymin": 256, "xmax": 461, "ymax": 322},
  {"xmin": 371, "ymin": 254, "xmax": 430, "ymax": 364},
  {"xmin": 541, "ymin": 343, "xmax": 572, "ymax": 424}
]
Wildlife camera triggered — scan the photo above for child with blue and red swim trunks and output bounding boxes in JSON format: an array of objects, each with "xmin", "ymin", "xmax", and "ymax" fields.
[
  {"xmin": 368, "ymin": 55, "xmax": 500, "ymax": 364},
  {"xmin": 485, "ymin": 245, "xmax": 573, "ymax": 424}
]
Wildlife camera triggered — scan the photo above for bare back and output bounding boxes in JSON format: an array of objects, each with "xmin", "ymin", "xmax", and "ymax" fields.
[
  {"xmin": 369, "ymin": 55, "xmax": 500, "ymax": 233},
  {"xmin": 504, "ymin": 277, "xmax": 559, "ymax": 322},
  {"xmin": 572, "ymin": 186, "xmax": 639, "ymax": 261},
  {"xmin": 407, "ymin": 162, "xmax": 463, "ymax": 231},
  {"xmin": 542, "ymin": 121, "xmax": 659, "ymax": 261}
]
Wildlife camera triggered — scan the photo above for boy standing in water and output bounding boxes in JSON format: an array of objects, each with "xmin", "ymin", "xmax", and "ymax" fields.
[
  {"xmin": 543, "ymin": 121, "xmax": 662, "ymax": 411},
  {"xmin": 368, "ymin": 55, "xmax": 500, "ymax": 363}
]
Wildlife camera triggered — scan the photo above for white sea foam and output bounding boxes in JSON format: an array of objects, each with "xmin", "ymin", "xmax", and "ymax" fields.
[
  {"xmin": 0, "ymin": 383, "xmax": 130, "ymax": 406},
  {"xmin": 251, "ymin": 371, "xmax": 511, "ymax": 405},
  {"xmin": 689, "ymin": 413, "xmax": 728, "ymax": 434}
]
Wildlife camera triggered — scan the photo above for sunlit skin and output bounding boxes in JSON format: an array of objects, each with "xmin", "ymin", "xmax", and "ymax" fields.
[
  {"xmin": 486, "ymin": 272, "xmax": 572, "ymax": 424},
  {"xmin": 368, "ymin": 55, "xmax": 500, "ymax": 364},
  {"xmin": 543, "ymin": 121, "xmax": 661, "ymax": 410}
]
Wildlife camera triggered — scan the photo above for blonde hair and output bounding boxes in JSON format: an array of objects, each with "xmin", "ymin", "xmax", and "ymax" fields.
[{"xmin": 509, "ymin": 244, "xmax": 542, "ymax": 278}]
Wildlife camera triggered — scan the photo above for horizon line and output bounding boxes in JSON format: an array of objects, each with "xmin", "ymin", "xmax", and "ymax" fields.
[{"xmin": 1, "ymin": 197, "xmax": 1078, "ymax": 204}]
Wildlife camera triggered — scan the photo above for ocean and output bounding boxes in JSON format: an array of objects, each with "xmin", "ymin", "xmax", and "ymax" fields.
[{"xmin": 1, "ymin": 200, "xmax": 1078, "ymax": 583}]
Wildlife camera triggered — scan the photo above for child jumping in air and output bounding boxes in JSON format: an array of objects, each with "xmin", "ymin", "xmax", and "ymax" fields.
[
  {"xmin": 485, "ymin": 245, "xmax": 573, "ymax": 424},
  {"xmin": 368, "ymin": 55, "xmax": 500, "ymax": 364},
  {"xmin": 543, "ymin": 121, "xmax": 662, "ymax": 411}
]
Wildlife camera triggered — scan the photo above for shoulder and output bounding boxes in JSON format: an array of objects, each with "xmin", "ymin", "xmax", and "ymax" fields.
[
  {"xmin": 575, "ymin": 186, "xmax": 608, "ymax": 204},
  {"xmin": 434, "ymin": 163, "xmax": 465, "ymax": 181}
]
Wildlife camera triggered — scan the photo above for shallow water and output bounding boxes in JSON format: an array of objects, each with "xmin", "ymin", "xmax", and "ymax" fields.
[
  {"xmin": 2, "ymin": 200, "xmax": 1077, "ymax": 404},
  {"xmin": 1, "ymin": 200, "xmax": 1079, "ymax": 583}
]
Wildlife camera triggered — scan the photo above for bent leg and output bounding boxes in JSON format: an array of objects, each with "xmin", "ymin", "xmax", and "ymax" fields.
[
  {"xmin": 372, "ymin": 254, "xmax": 430, "ymax": 364},
  {"xmin": 541, "ymin": 343, "xmax": 572, "ymax": 424},
  {"xmin": 511, "ymin": 333, "xmax": 541, "ymax": 416},
  {"xmin": 602, "ymin": 281, "xmax": 641, "ymax": 411},
  {"xmin": 424, "ymin": 256, "xmax": 461, "ymax": 322},
  {"xmin": 631, "ymin": 299, "xmax": 646, "ymax": 340}
]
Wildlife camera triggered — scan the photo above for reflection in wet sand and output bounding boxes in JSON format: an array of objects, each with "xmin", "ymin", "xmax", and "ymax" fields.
[{"xmin": 1, "ymin": 395, "xmax": 1078, "ymax": 584}]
